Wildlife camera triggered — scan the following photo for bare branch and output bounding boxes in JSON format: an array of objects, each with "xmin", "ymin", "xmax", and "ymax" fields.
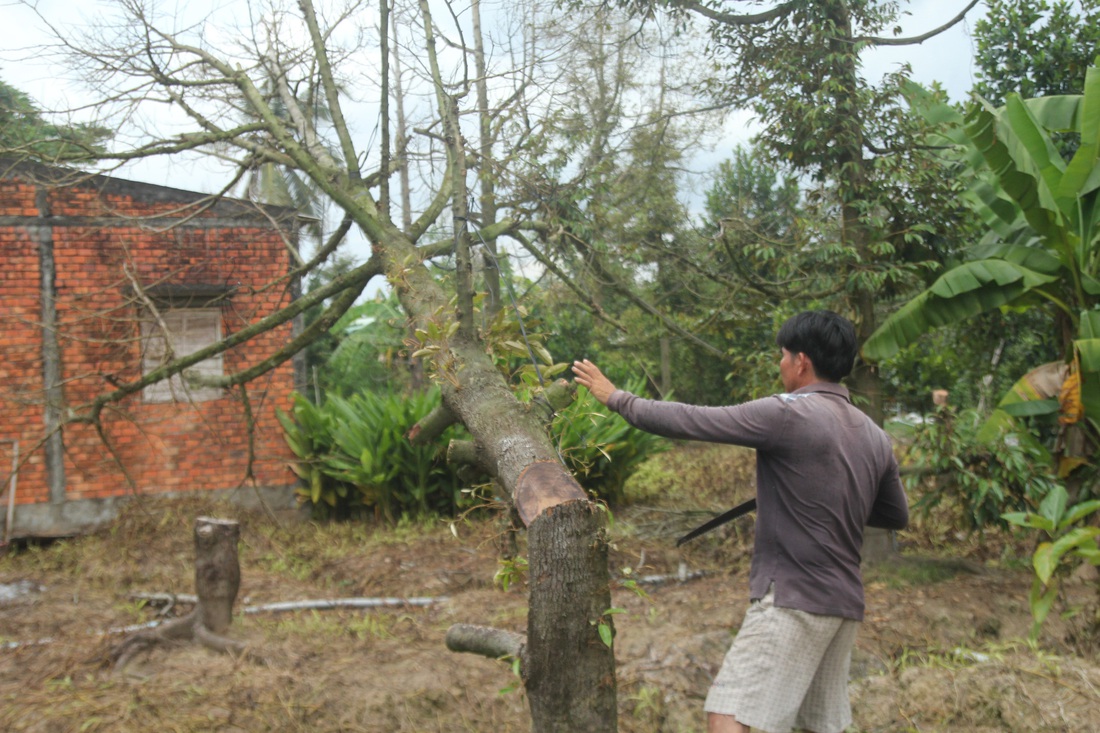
[
  {"xmin": 445, "ymin": 623, "xmax": 525, "ymax": 661},
  {"xmin": 73, "ymin": 255, "xmax": 381, "ymax": 424},
  {"xmin": 296, "ymin": 0, "xmax": 363, "ymax": 179},
  {"xmin": 669, "ymin": 0, "xmax": 797, "ymax": 26},
  {"xmin": 857, "ymin": 0, "xmax": 981, "ymax": 46}
]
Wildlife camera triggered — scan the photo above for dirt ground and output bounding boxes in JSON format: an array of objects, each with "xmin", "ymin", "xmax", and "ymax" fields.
[{"xmin": 1, "ymin": 444, "xmax": 1098, "ymax": 732}]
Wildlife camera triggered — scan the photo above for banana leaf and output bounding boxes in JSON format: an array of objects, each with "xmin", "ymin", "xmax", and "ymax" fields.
[
  {"xmin": 1059, "ymin": 65, "xmax": 1100, "ymax": 201},
  {"xmin": 966, "ymin": 103, "xmax": 1064, "ymax": 241},
  {"xmin": 863, "ymin": 260, "xmax": 1058, "ymax": 360}
]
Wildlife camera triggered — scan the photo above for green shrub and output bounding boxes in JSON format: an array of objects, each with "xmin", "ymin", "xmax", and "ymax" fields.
[
  {"xmin": 278, "ymin": 387, "xmax": 471, "ymax": 521},
  {"xmin": 903, "ymin": 406, "xmax": 1063, "ymax": 531},
  {"xmin": 552, "ymin": 378, "xmax": 670, "ymax": 505}
]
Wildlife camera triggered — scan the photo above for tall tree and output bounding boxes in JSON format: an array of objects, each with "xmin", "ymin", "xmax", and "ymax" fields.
[
  {"xmin": 973, "ymin": 0, "xmax": 1100, "ymax": 163},
  {"xmin": 513, "ymin": 7, "xmax": 731, "ymax": 394},
  {"xmin": 864, "ymin": 63, "xmax": 1100, "ymax": 639},
  {"xmin": 973, "ymin": 0, "xmax": 1100, "ymax": 107},
  {"xmin": 0, "ymin": 77, "xmax": 110, "ymax": 158},
  {"xmin": 591, "ymin": 0, "xmax": 982, "ymax": 424}
]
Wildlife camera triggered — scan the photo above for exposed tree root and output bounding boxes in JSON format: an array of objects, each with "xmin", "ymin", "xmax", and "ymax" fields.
[{"xmin": 110, "ymin": 609, "xmax": 255, "ymax": 670}]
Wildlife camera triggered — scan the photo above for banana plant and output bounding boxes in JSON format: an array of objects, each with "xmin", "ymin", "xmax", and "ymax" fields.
[
  {"xmin": 865, "ymin": 63, "xmax": 1100, "ymax": 638},
  {"xmin": 864, "ymin": 61, "xmax": 1100, "ymax": 469},
  {"xmin": 1003, "ymin": 486, "xmax": 1100, "ymax": 641}
]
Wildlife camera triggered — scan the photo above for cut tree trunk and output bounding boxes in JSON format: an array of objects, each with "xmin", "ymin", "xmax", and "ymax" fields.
[
  {"xmin": 525, "ymin": 500, "xmax": 617, "ymax": 732},
  {"xmin": 110, "ymin": 517, "xmax": 248, "ymax": 669},
  {"xmin": 194, "ymin": 517, "xmax": 241, "ymax": 634},
  {"xmin": 426, "ymin": 344, "xmax": 618, "ymax": 730}
]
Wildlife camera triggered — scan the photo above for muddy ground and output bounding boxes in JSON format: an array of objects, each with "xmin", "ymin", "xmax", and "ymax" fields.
[{"xmin": 1, "ymin": 444, "xmax": 1098, "ymax": 732}]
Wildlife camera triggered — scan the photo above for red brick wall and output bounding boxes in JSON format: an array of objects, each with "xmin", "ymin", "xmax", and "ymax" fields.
[
  {"xmin": 0, "ymin": 182, "xmax": 50, "ymax": 503},
  {"xmin": 0, "ymin": 173, "xmax": 298, "ymax": 505}
]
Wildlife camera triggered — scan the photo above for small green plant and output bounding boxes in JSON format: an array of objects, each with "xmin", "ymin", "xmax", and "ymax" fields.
[
  {"xmin": 499, "ymin": 655, "xmax": 524, "ymax": 696},
  {"xmin": 1003, "ymin": 485, "xmax": 1100, "ymax": 641},
  {"xmin": 591, "ymin": 607, "xmax": 626, "ymax": 648},
  {"xmin": 494, "ymin": 555, "xmax": 528, "ymax": 592},
  {"xmin": 553, "ymin": 377, "xmax": 670, "ymax": 504},
  {"xmin": 346, "ymin": 614, "xmax": 393, "ymax": 640},
  {"xmin": 866, "ymin": 559, "xmax": 962, "ymax": 589},
  {"xmin": 617, "ymin": 566, "xmax": 651, "ymax": 602},
  {"xmin": 627, "ymin": 684, "xmax": 666, "ymax": 725},
  {"xmin": 479, "ymin": 295, "xmax": 571, "ymax": 400},
  {"xmin": 277, "ymin": 387, "xmax": 473, "ymax": 521}
]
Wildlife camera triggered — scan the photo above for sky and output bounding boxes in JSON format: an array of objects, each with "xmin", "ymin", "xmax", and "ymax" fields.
[{"xmin": 0, "ymin": 0, "xmax": 986, "ymax": 265}]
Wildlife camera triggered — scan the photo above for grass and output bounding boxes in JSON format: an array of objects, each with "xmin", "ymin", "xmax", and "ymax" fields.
[
  {"xmin": 865, "ymin": 555, "xmax": 975, "ymax": 589},
  {"xmin": 622, "ymin": 443, "xmax": 756, "ymax": 509}
]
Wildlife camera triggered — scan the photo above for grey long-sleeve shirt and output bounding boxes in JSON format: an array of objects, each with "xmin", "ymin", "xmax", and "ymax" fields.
[{"xmin": 608, "ymin": 381, "xmax": 908, "ymax": 620}]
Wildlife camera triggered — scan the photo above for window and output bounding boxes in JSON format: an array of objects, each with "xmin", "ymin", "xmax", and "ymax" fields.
[{"xmin": 141, "ymin": 308, "xmax": 224, "ymax": 403}]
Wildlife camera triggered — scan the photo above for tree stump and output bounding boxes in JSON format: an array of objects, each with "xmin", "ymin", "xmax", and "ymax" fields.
[
  {"xmin": 194, "ymin": 517, "xmax": 241, "ymax": 635},
  {"xmin": 110, "ymin": 517, "xmax": 248, "ymax": 670}
]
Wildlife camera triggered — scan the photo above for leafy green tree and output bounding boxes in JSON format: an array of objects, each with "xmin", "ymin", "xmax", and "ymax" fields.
[
  {"xmin": 863, "ymin": 62, "xmax": 1100, "ymax": 639},
  {"xmin": 973, "ymin": 0, "xmax": 1100, "ymax": 107},
  {"xmin": 881, "ymin": 309, "xmax": 1057, "ymax": 413},
  {"xmin": 973, "ymin": 0, "xmax": 1100, "ymax": 160},
  {"xmin": 698, "ymin": 145, "xmax": 815, "ymax": 399},
  {"xmin": 318, "ymin": 292, "xmax": 411, "ymax": 398},
  {"xmin": 0, "ymin": 78, "xmax": 109, "ymax": 158}
]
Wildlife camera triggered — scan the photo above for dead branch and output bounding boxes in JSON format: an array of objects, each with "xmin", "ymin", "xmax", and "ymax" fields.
[
  {"xmin": 128, "ymin": 593, "xmax": 448, "ymax": 615},
  {"xmin": 447, "ymin": 440, "xmax": 486, "ymax": 472},
  {"xmin": 0, "ymin": 595, "xmax": 450, "ymax": 653},
  {"xmin": 856, "ymin": 0, "xmax": 981, "ymax": 46},
  {"xmin": 633, "ymin": 566, "xmax": 710, "ymax": 585},
  {"xmin": 541, "ymin": 379, "xmax": 576, "ymax": 413},
  {"xmin": 243, "ymin": 597, "xmax": 447, "ymax": 613}
]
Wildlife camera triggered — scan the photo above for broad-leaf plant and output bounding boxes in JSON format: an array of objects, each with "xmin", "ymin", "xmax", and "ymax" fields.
[{"xmin": 864, "ymin": 60, "xmax": 1100, "ymax": 640}]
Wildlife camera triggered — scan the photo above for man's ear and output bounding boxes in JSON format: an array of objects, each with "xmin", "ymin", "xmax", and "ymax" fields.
[{"xmin": 798, "ymin": 352, "xmax": 817, "ymax": 378}]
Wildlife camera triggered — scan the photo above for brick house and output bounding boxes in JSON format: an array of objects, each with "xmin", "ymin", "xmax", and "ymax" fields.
[{"xmin": 0, "ymin": 159, "xmax": 303, "ymax": 538}]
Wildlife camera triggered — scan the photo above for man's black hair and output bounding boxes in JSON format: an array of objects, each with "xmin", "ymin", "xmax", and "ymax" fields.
[{"xmin": 775, "ymin": 310, "xmax": 857, "ymax": 382}]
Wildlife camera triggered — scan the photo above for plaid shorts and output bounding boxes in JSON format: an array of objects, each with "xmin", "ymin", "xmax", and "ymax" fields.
[{"xmin": 704, "ymin": 588, "xmax": 859, "ymax": 733}]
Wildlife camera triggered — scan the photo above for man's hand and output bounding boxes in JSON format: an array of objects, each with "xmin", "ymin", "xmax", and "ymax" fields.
[{"xmin": 572, "ymin": 359, "xmax": 617, "ymax": 406}]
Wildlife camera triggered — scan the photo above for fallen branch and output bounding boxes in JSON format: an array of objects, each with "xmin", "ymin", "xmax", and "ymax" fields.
[
  {"xmin": 633, "ymin": 565, "xmax": 711, "ymax": 586},
  {"xmin": 242, "ymin": 597, "xmax": 446, "ymax": 614},
  {"xmin": 2, "ymin": 596, "xmax": 449, "ymax": 652},
  {"xmin": 129, "ymin": 592, "xmax": 447, "ymax": 615},
  {"xmin": 407, "ymin": 403, "xmax": 457, "ymax": 444}
]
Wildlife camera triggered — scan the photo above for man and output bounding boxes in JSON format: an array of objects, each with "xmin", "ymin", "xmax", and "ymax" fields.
[{"xmin": 572, "ymin": 310, "xmax": 908, "ymax": 733}]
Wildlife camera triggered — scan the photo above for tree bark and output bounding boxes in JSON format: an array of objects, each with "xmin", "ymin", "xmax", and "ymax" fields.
[
  {"xmin": 193, "ymin": 517, "xmax": 241, "ymax": 635},
  {"xmin": 397, "ymin": 253, "xmax": 616, "ymax": 729},
  {"xmin": 826, "ymin": 0, "xmax": 886, "ymax": 429},
  {"xmin": 525, "ymin": 500, "xmax": 617, "ymax": 733},
  {"xmin": 826, "ymin": 1, "xmax": 892, "ymax": 561}
]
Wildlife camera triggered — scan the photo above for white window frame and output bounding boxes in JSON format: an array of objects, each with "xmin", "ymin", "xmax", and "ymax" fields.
[{"xmin": 141, "ymin": 308, "xmax": 225, "ymax": 403}]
